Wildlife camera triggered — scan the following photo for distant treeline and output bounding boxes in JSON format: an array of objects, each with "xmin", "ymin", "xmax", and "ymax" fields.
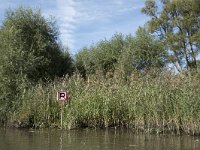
[{"xmin": 0, "ymin": 0, "xmax": 200, "ymax": 135}]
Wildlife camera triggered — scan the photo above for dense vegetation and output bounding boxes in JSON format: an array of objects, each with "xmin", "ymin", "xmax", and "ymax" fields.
[
  {"xmin": 6, "ymin": 73, "xmax": 200, "ymax": 135},
  {"xmin": 0, "ymin": 7, "xmax": 74, "ymax": 123},
  {"xmin": 0, "ymin": 1, "xmax": 200, "ymax": 135},
  {"xmin": 142, "ymin": 0, "xmax": 200, "ymax": 72}
]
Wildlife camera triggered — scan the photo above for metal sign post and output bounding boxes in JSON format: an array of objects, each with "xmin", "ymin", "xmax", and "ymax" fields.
[{"xmin": 57, "ymin": 91, "xmax": 69, "ymax": 129}]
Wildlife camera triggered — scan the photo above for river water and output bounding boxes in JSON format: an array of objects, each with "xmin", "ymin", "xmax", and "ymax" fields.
[{"xmin": 0, "ymin": 128, "xmax": 200, "ymax": 150}]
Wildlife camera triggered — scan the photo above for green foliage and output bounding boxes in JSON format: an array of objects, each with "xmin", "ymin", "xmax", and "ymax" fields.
[
  {"xmin": 0, "ymin": 7, "xmax": 74, "ymax": 121},
  {"xmin": 0, "ymin": 3, "xmax": 200, "ymax": 136},
  {"xmin": 0, "ymin": 7, "xmax": 74, "ymax": 82},
  {"xmin": 93, "ymin": 34, "xmax": 124, "ymax": 74},
  {"xmin": 3, "ymin": 72, "xmax": 200, "ymax": 135},
  {"xmin": 131, "ymin": 27, "xmax": 167, "ymax": 72},
  {"xmin": 76, "ymin": 34, "xmax": 125, "ymax": 77},
  {"xmin": 142, "ymin": 0, "xmax": 200, "ymax": 72},
  {"xmin": 14, "ymin": 84, "xmax": 61, "ymax": 128},
  {"xmin": 75, "ymin": 32, "xmax": 167, "ymax": 77},
  {"xmin": 75, "ymin": 47, "xmax": 95, "ymax": 78}
]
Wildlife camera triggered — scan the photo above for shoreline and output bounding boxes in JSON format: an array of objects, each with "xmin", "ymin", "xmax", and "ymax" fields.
[{"xmin": 2, "ymin": 121, "xmax": 200, "ymax": 136}]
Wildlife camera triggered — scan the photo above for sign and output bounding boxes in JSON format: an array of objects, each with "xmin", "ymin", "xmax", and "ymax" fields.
[
  {"xmin": 56, "ymin": 90, "xmax": 70, "ymax": 129},
  {"xmin": 57, "ymin": 91, "xmax": 69, "ymax": 102}
]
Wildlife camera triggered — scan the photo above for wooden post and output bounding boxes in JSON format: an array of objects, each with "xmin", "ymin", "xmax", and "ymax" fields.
[
  {"xmin": 61, "ymin": 102, "xmax": 64, "ymax": 129},
  {"xmin": 57, "ymin": 90, "xmax": 69, "ymax": 129}
]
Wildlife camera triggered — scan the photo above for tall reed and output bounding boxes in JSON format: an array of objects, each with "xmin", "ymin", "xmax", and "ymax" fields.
[{"xmin": 4, "ymin": 72, "xmax": 200, "ymax": 135}]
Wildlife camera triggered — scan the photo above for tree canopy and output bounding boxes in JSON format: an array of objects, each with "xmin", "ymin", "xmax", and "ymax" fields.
[
  {"xmin": 75, "ymin": 31, "xmax": 167, "ymax": 78},
  {"xmin": 0, "ymin": 7, "xmax": 74, "ymax": 115},
  {"xmin": 0, "ymin": 7, "xmax": 74, "ymax": 83},
  {"xmin": 142, "ymin": 0, "xmax": 200, "ymax": 72}
]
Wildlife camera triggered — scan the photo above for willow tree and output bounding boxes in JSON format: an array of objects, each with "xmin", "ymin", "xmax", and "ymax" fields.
[
  {"xmin": 142, "ymin": 0, "xmax": 200, "ymax": 72},
  {"xmin": 132, "ymin": 27, "xmax": 167, "ymax": 72},
  {"xmin": 75, "ymin": 31, "xmax": 166, "ymax": 78},
  {"xmin": 0, "ymin": 7, "xmax": 74, "ymax": 119},
  {"xmin": 0, "ymin": 7, "xmax": 74, "ymax": 82},
  {"xmin": 75, "ymin": 47, "xmax": 95, "ymax": 79},
  {"xmin": 75, "ymin": 34, "xmax": 125, "ymax": 77}
]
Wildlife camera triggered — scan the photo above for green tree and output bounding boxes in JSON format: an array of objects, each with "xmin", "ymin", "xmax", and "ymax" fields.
[
  {"xmin": 0, "ymin": 7, "xmax": 74, "ymax": 120},
  {"xmin": 0, "ymin": 7, "xmax": 74, "ymax": 82},
  {"xmin": 132, "ymin": 27, "xmax": 167, "ymax": 72},
  {"xmin": 93, "ymin": 33, "xmax": 124, "ymax": 75},
  {"xmin": 75, "ymin": 31, "xmax": 166, "ymax": 78},
  {"xmin": 75, "ymin": 47, "xmax": 95, "ymax": 78},
  {"xmin": 118, "ymin": 34, "xmax": 135, "ymax": 76},
  {"xmin": 142, "ymin": 0, "xmax": 200, "ymax": 72},
  {"xmin": 75, "ymin": 34, "xmax": 125, "ymax": 77}
]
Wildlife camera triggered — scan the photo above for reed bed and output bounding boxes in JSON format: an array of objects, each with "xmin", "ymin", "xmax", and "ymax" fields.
[{"xmin": 3, "ymin": 73, "xmax": 200, "ymax": 135}]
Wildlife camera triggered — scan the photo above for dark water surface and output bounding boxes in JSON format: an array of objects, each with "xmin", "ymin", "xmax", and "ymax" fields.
[{"xmin": 0, "ymin": 128, "xmax": 200, "ymax": 150}]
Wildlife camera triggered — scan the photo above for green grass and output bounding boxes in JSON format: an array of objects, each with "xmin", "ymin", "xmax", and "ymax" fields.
[{"xmin": 1, "ymin": 72, "xmax": 200, "ymax": 135}]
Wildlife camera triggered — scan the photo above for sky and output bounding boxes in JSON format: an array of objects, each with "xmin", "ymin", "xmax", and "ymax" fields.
[{"xmin": 0, "ymin": 0, "xmax": 149, "ymax": 55}]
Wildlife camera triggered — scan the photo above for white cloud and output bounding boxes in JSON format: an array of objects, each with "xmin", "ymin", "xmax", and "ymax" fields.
[
  {"xmin": 0, "ymin": 0, "xmax": 79, "ymax": 50},
  {"xmin": 70, "ymin": 0, "xmax": 148, "ymax": 52},
  {"xmin": 41, "ymin": 0, "xmax": 146, "ymax": 53},
  {"xmin": 48, "ymin": 0, "xmax": 79, "ymax": 50},
  {"xmin": 119, "ymin": 5, "xmax": 143, "ymax": 13},
  {"xmin": 0, "ymin": 0, "xmax": 146, "ymax": 53},
  {"xmin": 75, "ymin": 0, "xmax": 143, "ymax": 22},
  {"xmin": 39, "ymin": 0, "xmax": 146, "ymax": 53}
]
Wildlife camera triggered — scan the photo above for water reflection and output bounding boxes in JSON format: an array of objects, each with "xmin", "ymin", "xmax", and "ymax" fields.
[{"xmin": 0, "ymin": 128, "xmax": 200, "ymax": 150}]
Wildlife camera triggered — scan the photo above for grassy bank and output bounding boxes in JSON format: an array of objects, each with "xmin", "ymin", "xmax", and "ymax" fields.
[{"xmin": 1, "ymin": 72, "xmax": 200, "ymax": 135}]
